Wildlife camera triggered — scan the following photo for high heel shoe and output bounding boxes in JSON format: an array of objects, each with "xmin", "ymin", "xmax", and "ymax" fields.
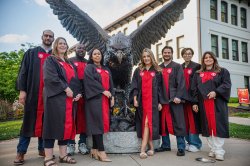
[
  {"xmin": 90, "ymin": 149, "xmax": 98, "ymax": 160},
  {"xmin": 96, "ymin": 151, "xmax": 112, "ymax": 162}
]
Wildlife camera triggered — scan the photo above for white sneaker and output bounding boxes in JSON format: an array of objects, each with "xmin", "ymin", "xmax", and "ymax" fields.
[
  {"xmin": 188, "ymin": 145, "xmax": 200, "ymax": 152},
  {"xmin": 215, "ymin": 154, "xmax": 224, "ymax": 161},
  {"xmin": 78, "ymin": 143, "xmax": 89, "ymax": 155},
  {"xmin": 208, "ymin": 151, "xmax": 215, "ymax": 157},
  {"xmin": 185, "ymin": 144, "xmax": 189, "ymax": 151},
  {"xmin": 67, "ymin": 144, "xmax": 75, "ymax": 156}
]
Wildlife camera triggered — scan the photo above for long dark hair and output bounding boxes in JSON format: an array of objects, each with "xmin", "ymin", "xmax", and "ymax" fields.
[
  {"xmin": 198, "ymin": 51, "xmax": 221, "ymax": 73},
  {"xmin": 52, "ymin": 37, "xmax": 69, "ymax": 60},
  {"xmin": 87, "ymin": 48, "xmax": 104, "ymax": 65}
]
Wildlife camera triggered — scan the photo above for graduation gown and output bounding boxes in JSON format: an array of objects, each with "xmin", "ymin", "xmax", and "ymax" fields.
[
  {"xmin": 130, "ymin": 67, "xmax": 161, "ymax": 140},
  {"xmin": 160, "ymin": 61, "xmax": 186, "ymax": 136},
  {"xmin": 182, "ymin": 61, "xmax": 201, "ymax": 134},
  {"xmin": 191, "ymin": 68, "xmax": 231, "ymax": 138},
  {"xmin": 83, "ymin": 64, "xmax": 114, "ymax": 135},
  {"xmin": 69, "ymin": 56, "xmax": 87, "ymax": 134},
  {"xmin": 16, "ymin": 46, "xmax": 51, "ymax": 137},
  {"xmin": 43, "ymin": 56, "xmax": 81, "ymax": 140}
]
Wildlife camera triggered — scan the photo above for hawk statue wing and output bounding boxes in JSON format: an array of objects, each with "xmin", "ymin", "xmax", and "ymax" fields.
[
  {"xmin": 46, "ymin": 0, "xmax": 109, "ymax": 53},
  {"xmin": 129, "ymin": 0, "xmax": 190, "ymax": 65}
]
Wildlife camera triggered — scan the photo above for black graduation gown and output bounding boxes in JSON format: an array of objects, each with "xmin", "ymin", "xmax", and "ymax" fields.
[
  {"xmin": 43, "ymin": 56, "xmax": 81, "ymax": 140},
  {"xmin": 191, "ymin": 68, "xmax": 231, "ymax": 138},
  {"xmin": 159, "ymin": 61, "xmax": 186, "ymax": 136},
  {"xmin": 16, "ymin": 46, "xmax": 51, "ymax": 137},
  {"xmin": 69, "ymin": 56, "xmax": 87, "ymax": 134},
  {"xmin": 182, "ymin": 61, "xmax": 201, "ymax": 134},
  {"xmin": 83, "ymin": 64, "xmax": 114, "ymax": 135},
  {"xmin": 130, "ymin": 67, "xmax": 161, "ymax": 140}
]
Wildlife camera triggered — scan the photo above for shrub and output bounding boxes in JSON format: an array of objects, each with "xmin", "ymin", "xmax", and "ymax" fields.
[{"xmin": 229, "ymin": 97, "xmax": 239, "ymax": 103}]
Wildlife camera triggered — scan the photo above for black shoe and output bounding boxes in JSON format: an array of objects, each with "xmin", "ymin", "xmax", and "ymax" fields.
[
  {"xmin": 177, "ymin": 149, "xmax": 185, "ymax": 156},
  {"xmin": 155, "ymin": 147, "xmax": 171, "ymax": 152}
]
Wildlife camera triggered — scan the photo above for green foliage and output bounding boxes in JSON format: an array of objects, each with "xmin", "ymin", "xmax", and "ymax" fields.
[
  {"xmin": 0, "ymin": 120, "xmax": 22, "ymax": 140},
  {"xmin": 230, "ymin": 112, "xmax": 250, "ymax": 118},
  {"xmin": 229, "ymin": 123, "xmax": 250, "ymax": 140},
  {"xmin": 0, "ymin": 43, "xmax": 35, "ymax": 103},
  {"xmin": 0, "ymin": 50, "xmax": 24, "ymax": 102},
  {"xmin": 229, "ymin": 97, "xmax": 239, "ymax": 103}
]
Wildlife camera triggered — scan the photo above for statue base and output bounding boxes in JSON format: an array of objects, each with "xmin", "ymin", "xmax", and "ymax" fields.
[{"xmin": 87, "ymin": 131, "xmax": 160, "ymax": 153}]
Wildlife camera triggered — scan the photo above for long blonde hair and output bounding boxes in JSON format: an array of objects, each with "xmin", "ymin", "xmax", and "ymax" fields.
[
  {"xmin": 139, "ymin": 48, "xmax": 162, "ymax": 72},
  {"xmin": 52, "ymin": 37, "xmax": 69, "ymax": 60},
  {"xmin": 198, "ymin": 51, "xmax": 221, "ymax": 73}
]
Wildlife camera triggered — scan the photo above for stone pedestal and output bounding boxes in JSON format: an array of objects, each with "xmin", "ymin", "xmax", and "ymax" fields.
[{"xmin": 87, "ymin": 131, "xmax": 160, "ymax": 153}]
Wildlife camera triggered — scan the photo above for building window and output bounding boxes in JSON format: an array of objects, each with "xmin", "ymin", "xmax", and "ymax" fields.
[
  {"xmin": 211, "ymin": 34, "xmax": 219, "ymax": 57},
  {"xmin": 242, "ymin": 42, "xmax": 248, "ymax": 63},
  {"xmin": 241, "ymin": 8, "xmax": 247, "ymax": 28},
  {"xmin": 177, "ymin": 35, "xmax": 184, "ymax": 59},
  {"xmin": 244, "ymin": 76, "xmax": 250, "ymax": 92},
  {"xmin": 210, "ymin": 0, "xmax": 217, "ymax": 20},
  {"xmin": 166, "ymin": 39, "xmax": 173, "ymax": 47},
  {"xmin": 222, "ymin": 37, "xmax": 229, "ymax": 59},
  {"xmin": 231, "ymin": 4, "xmax": 237, "ymax": 26},
  {"xmin": 137, "ymin": 20, "xmax": 142, "ymax": 27},
  {"xmin": 156, "ymin": 43, "xmax": 163, "ymax": 63},
  {"xmin": 123, "ymin": 28, "xmax": 128, "ymax": 35},
  {"xmin": 221, "ymin": 1, "xmax": 228, "ymax": 23},
  {"xmin": 232, "ymin": 40, "xmax": 239, "ymax": 61}
]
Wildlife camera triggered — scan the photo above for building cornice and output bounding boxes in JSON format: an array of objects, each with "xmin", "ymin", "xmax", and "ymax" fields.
[{"xmin": 104, "ymin": 0, "xmax": 168, "ymax": 32}]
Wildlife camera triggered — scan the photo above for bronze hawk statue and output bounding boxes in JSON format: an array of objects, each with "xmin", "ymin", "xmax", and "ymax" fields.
[{"xmin": 46, "ymin": 0, "xmax": 190, "ymax": 131}]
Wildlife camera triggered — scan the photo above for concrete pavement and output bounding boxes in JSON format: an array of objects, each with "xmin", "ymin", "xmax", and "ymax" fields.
[
  {"xmin": 0, "ymin": 135, "xmax": 249, "ymax": 166},
  {"xmin": 229, "ymin": 117, "xmax": 250, "ymax": 126}
]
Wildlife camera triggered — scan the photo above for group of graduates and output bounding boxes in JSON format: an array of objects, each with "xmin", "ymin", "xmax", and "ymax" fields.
[{"xmin": 14, "ymin": 29, "xmax": 231, "ymax": 166}]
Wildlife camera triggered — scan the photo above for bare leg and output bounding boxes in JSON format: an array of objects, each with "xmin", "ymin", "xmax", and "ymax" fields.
[
  {"xmin": 44, "ymin": 148, "xmax": 53, "ymax": 160},
  {"xmin": 141, "ymin": 116, "xmax": 149, "ymax": 153},
  {"xmin": 59, "ymin": 145, "xmax": 67, "ymax": 158}
]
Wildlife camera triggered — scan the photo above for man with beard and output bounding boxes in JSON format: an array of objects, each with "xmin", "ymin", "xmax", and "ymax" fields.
[
  {"xmin": 67, "ymin": 43, "xmax": 89, "ymax": 155},
  {"xmin": 14, "ymin": 30, "xmax": 54, "ymax": 165},
  {"xmin": 155, "ymin": 46, "xmax": 187, "ymax": 156}
]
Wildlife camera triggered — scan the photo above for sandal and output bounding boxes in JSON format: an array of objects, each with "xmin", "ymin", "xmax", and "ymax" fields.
[
  {"xmin": 13, "ymin": 153, "xmax": 24, "ymax": 165},
  {"xmin": 139, "ymin": 152, "xmax": 148, "ymax": 159},
  {"xmin": 59, "ymin": 155, "xmax": 77, "ymax": 164},
  {"xmin": 44, "ymin": 158, "xmax": 57, "ymax": 166},
  {"xmin": 147, "ymin": 150, "xmax": 154, "ymax": 156}
]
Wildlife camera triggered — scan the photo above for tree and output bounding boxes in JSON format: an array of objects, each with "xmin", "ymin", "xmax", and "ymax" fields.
[{"xmin": 0, "ymin": 43, "xmax": 35, "ymax": 102}]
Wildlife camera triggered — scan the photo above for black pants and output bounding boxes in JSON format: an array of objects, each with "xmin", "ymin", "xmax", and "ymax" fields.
[
  {"xmin": 44, "ymin": 139, "xmax": 68, "ymax": 148},
  {"xmin": 92, "ymin": 134, "xmax": 104, "ymax": 151}
]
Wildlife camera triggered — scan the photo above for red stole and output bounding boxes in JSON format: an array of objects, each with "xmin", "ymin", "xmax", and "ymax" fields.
[
  {"xmin": 200, "ymin": 71, "xmax": 217, "ymax": 136},
  {"xmin": 34, "ymin": 52, "xmax": 50, "ymax": 137},
  {"xmin": 59, "ymin": 61, "xmax": 76, "ymax": 140},
  {"xmin": 183, "ymin": 68, "xmax": 197, "ymax": 134},
  {"xmin": 96, "ymin": 68, "xmax": 110, "ymax": 133},
  {"xmin": 140, "ymin": 70, "xmax": 155, "ymax": 140},
  {"xmin": 161, "ymin": 68, "xmax": 174, "ymax": 135}
]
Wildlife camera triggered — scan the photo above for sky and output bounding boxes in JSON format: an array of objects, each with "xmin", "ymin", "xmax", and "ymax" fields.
[{"xmin": 0, "ymin": 0, "xmax": 147, "ymax": 52}]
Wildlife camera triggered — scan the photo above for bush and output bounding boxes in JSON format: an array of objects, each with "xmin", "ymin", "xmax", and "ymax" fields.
[
  {"xmin": 0, "ymin": 100, "xmax": 23, "ymax": 121},
  {"xmin": 229, "ymin": 97, "xmax": 239, "ymax": 103}
]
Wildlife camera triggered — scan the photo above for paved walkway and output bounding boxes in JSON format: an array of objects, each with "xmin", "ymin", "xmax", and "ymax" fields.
[
  {"xmin": 229, "ymin": 117, "xmax": 250, "ymax": 126},
  {"xmin": 0, "ymin": 135, "xmax": 249, "ymax": 166}
]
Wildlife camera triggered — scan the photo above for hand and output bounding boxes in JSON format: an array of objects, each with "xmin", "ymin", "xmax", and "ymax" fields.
[
  {"xmin": 19, "ymin": 91, "xmax": 26, "ymax": 105},
  {"xmin": 158, "ymin": 103, "xmax": 162, "ymax": 111},
  {"xmin": 73, "ymin": 94, "xmax": 82, "ymax": 101},
  {"xmin": 173, "ymin": 97, "xmax": 181, "ymax": 104},
  {"xmin": 103, "ymin": 91, "xmax": 112, "ymax": 98},
  {"xmin": 134, "ymin": 97, "xmax": 139, "ymax": 107},
  {"xmin": 65, "ymin": 87, "xmax": 73, "ymax": 98},
  {"xmin": 192, "ymin": 105, "xmax": 199, "ymax": 113},
  {"xmin": 207, "ymin": 91, "xmax": 216, "ymax": 99},
  {"xmin": 110, "ymin": 97, "xmax": 114, "ymax": 107}
]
